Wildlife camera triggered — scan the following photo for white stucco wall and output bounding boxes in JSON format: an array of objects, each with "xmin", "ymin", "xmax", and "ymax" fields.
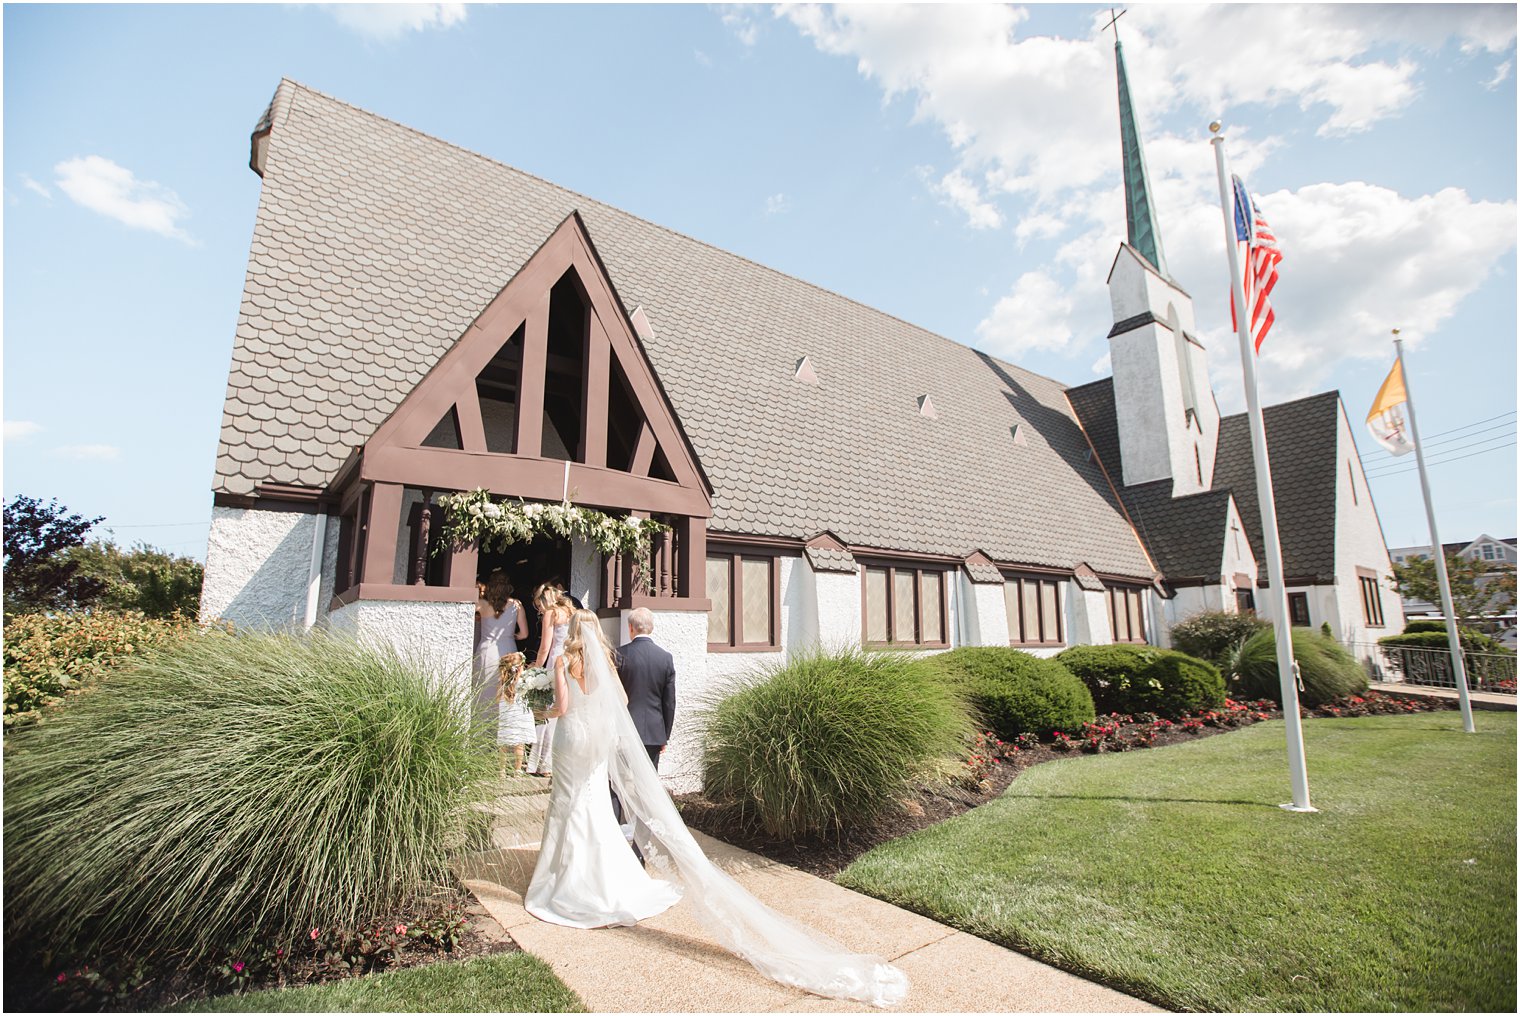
[
  {"xmin": 609, "ymin": 608, "xmax": 710, "ymax": 793},
  {"xmin": 1067, "ymin": 585, "xmax": 1113, "ymax": 646},
  {"xmin": 202, "ymin": 506, "xmax": 327, "ymax": 629},
  {"xmin": 327, "ymin": 598, "xmax": 476, "ymax": 697},
  {"xmin": 567, "ymin": 536, "xmax": 601, "ymax": 611},
  {"xmin": 1332, "ymin": 405, "xmax": 1404, "ymax": 652},
  {"xmin": 814, "ymin": 568, "xmax": 862, "ymax": 649},
  {"xmin": 1108, "ymin": 247, "xmax": 1210, "ymax": 494},
  {"xmin": 959, "ymin": 575, "xmax": 1010, "ymax": 647}
]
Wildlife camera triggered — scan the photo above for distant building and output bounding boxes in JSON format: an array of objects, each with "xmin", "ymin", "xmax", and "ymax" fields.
[{"xmin": 1388, "ymin": 534, "xmax": 1517, "ymax": 618}]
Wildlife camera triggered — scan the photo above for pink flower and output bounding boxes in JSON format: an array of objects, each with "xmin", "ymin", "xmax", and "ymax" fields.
[
  {"xmin": 395, "ymin": 924, "xmax": 408, "ymax": 935},
  {"xmin": 232, "ymin": 961, "xmax": 245, "ymax": 974},
  {"xmin": 310, "ymin": 927, "xmax": 320, "ymax": 940},
  {"xmin": 56, "ymin": 973, "xmax": 67, "ymax": 983}
]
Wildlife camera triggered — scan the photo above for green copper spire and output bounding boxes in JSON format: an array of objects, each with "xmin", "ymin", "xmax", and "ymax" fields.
[{"xmin": 1115, "ymin": 39, "xmax": 1168, "ymax": 277}]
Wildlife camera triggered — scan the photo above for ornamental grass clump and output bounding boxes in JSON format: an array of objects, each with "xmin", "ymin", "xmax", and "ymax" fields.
[
  {"xmin": 700, "ymin": 648, "xmax": 974, "ymax": 839},
  {"xmin": 3, "ymin": 628, "xmax": 497, "ymax": 966},
  {"xmin": 1227, "ymin": 626, "xmax": 1368, "ymax": 707}
]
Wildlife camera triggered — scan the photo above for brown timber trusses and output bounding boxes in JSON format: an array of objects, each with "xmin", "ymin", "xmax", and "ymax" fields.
[{"xmin": 361, "ymin": 213, "xmax": 711, "ymax": 519}]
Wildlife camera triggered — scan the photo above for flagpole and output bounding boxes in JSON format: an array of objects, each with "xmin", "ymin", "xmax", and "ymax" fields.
[
  {"xmin": 1393, "ymin": 331, "xmax": 1476, "ymax": 732},
  {"xmin": 1209, "ymin": 122, "xmax": 1315, "ymax": 812}
]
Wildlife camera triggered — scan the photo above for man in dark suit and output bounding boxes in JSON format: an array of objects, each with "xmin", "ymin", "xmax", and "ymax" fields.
[{"xmin": 616, "ymin": 607, "xmax": 675, "ymax": 769}]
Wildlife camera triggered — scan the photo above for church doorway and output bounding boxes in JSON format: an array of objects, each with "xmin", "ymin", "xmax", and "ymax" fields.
[{"xmin": 478, "ymin": 537, "xmax": 573, "ymax": 664}]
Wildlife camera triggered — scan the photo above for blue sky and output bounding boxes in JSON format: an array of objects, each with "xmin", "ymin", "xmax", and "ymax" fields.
[{"xmin": 3, "ymin": 2, "xmax": 1515, "ymax": 564}]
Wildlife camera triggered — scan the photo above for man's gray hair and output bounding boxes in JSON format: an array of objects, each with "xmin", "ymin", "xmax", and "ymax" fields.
[{"xmin": 627, "ymin": 607, "xmax": 655, "ymax": 635}]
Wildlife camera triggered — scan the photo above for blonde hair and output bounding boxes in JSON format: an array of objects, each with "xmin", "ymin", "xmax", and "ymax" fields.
[
  {"xmin": 563, "ymin": 609, "xmax": 617, "ymax": 678},
  {"xmin": 533, "ymin": 583, "xmax": 573, "ymax": 618},
  {"xmin": 497, "ymin": 651, "xmax": 527, "ymax": 703}
]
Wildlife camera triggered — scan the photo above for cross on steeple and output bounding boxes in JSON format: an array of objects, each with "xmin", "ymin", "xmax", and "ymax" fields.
[{"xmin": 1103, "ymin": 7, "xmax": 1125, "ymax": 41}]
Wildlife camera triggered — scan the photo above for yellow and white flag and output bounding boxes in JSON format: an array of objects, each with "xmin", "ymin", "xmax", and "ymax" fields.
[{"xmin": 1366, "ymin": 360, "xmax": 1414, "ymax": 456}]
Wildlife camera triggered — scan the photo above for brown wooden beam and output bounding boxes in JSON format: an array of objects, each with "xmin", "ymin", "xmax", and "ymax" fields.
[
  {"xmin": 362, "ymin": 482, "xmax": 404, "ymax": 586},
  {"xmin": 630, "ymin": 422, "xmax": 656, "ymax": 477},
  {"xmin": 360, "ymin": 445, "xmax": 712, "ymax": 518},
  {"xmin": 516, "ymin": 293, "xmax": 549, "ymax": 457},
  {"xmin": 677, "ymin": 516, "xmax": 706, "ymax": 601},
  {"xmin": 582, "ymin": 311, "xmax": 611, "ymax": 468},
  {"xmin": 454, "ymin": 396, "xmax": 487, "ymax": 453}
]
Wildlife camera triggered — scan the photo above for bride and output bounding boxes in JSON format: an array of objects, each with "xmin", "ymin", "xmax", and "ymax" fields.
[{"xmin": 524, "ymin": 609, "xmax": 909, "ymax": 1008}]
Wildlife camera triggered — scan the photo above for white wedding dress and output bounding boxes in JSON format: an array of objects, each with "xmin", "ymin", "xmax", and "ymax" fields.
[{"xmin": 524, "ymin": 626, "xmax": 909, "ymax": 1008}]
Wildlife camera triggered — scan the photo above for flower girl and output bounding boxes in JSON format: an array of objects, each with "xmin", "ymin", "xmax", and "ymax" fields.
[{"xmin": 497, "ymin": 652, "xmax": 536, "ymax": 774}]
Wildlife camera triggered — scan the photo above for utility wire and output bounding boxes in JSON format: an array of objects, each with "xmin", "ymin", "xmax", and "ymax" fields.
[
  {"xmin": 1361, "ymin": 420, "xmax": 1516, "ymax": 462},
  {"xmin": 1364, "ymin": 431, "xmax": 1517, "ymax": 476},
  {"xmin": 1362, "ymin": 430, "xmax": 1516, "ymax": 475},
  {"xmin": 1361, "ymin": 410, "xmax": 1516, "ymax": 458},
  {"xmin": 1363, "ymin": 440, "xmax": 1517, "ymax": 481}
]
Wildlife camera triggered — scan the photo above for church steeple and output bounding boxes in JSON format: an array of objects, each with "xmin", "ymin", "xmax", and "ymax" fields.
[{"xmin": 1115, "ymin": 38, "xmax": 1168, "ymax": 277}]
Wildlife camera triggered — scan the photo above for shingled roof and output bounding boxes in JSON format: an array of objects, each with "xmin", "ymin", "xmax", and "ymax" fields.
[
  {"xmin": 1068, "ymin": 377, "xmax": 1343, "ymax": 584},
  {"xmin": 214, "ymin": 80, "xmax": 1155, "ymax": 578}
]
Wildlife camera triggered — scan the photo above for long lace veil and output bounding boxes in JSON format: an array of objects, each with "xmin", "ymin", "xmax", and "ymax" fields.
[{"xmin": 575, "ymin": 625, "xmax": 909, "ymax": 1008}]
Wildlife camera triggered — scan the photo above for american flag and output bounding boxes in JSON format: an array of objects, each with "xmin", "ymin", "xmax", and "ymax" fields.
[{"xmin": 1230, "ymin": 174, "xmax": 1282, "ymax": 353}]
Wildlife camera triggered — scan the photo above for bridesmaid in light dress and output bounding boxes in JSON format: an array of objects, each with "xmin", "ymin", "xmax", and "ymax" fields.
[
  {"xmin": 527, "ymin": 583, "xmax": 573, "ymax": 777},
  {"xmin": 474, "ymin": 571, "xmax": 527, "ymax": 730}
]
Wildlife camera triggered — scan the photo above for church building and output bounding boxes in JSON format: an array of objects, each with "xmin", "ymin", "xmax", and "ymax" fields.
[{"xmin": 201, "ymin": 52, "xmax": 1400, "ymax": 786}]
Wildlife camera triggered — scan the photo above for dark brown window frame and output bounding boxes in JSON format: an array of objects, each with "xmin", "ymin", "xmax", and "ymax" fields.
[
  {"xmin": 861, "ymin": 560, "xmax": 951, "ymax": 649},
  {"xmin": 1357, "ymin": 568, "xmax": 1385, "ymax": 628},
  {"xmin": 1107, "ymin": 584, "xmax": 1149, "ymax": 644},
  {"xmin": 1287, "ymin": 591, "xmax": 1311, "ymax": 627},
  {"xmin": 1234, "ymin": 587, "xmax": 1257, "ymax": 615},
  {"xmin": 1003, "ymin": 572, "xmax": 1065, "ymax": 647},
  {"xmin": 706, "ymin": 544, "xmax": 783, "ymax": 652}
]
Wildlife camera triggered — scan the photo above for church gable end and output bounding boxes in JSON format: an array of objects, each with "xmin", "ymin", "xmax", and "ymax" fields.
[{"xmin": 362, "ymin": 213, "xmax": 708, "ymax": 518}]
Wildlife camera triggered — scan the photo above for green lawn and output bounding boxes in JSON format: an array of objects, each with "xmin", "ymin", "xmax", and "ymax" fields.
[
  {"xmin": 170, "ymin": 951, "xmax": 585, "ymax": 1013},
  {"xmin": 839, "ymin": 713, "xmax": 1517, "ymax": 1012}
]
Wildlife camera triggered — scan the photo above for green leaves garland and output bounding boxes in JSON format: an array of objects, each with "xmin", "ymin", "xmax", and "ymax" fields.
[{"xmin": 434, "ymin": 489, "xmax": 667, "ymax": 561}]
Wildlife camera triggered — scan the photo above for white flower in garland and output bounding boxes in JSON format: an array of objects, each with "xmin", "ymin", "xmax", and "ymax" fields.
[{"xmin": 434, "ymin": 488, "xmax": 667, "ymax": 561}]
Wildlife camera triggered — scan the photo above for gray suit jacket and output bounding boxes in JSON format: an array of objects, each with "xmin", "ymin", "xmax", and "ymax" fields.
[{"xmin": 616, "ymin": 636, "xmax": 676, "ymax": 747}]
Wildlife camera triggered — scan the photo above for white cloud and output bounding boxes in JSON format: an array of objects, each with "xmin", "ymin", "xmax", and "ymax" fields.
[
  {"xmin": 695, "ymin": 49, "xmax": 713, "ymax": 67},
  {"xmin": 930, "ymin": 169, "xmax": 1002, "ymax": 229},
  {"xmin": 975, "ymin": 270, "xmax": 1078, "ymax": 358},
  {"xmin": 1486, "ymin": 59, "xmax": 1513, "ymax": 89},
  {"xmin": 783, "ymin": 3, "xmax": 1518, "ymax": 406},
  {"xmin": 327, "ymin": 3, "xmax": 465, "ymax": 42},
  {"xmin": 765, "ymin": 192, "xmax": 789, "ymax": 216},
  {"xmin": 5, "ymin": 420, "xmax": 43, "ymax": 441},
  {"xmin": 719, "ymin": 4, "xmax": 761, "ymax": 47},
  {"xmin": 54, "ymin": 156, "xmax": 193, "ymax": 243},
  {"xmin": 55, "ymin": 444, "xmax": 121, "ymax": 461},
  {"xmin": 20, "ymin": 174, "xmax": 51, "ymax": 200},
  {"xmin": 1091, "ymin": 353, "xmax": 1112, "ymax": 376}
]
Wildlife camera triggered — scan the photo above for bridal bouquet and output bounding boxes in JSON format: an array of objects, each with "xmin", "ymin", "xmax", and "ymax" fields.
[{"xmin": 519, "ymin": 666, "xmax": 554, "ymax": 716}]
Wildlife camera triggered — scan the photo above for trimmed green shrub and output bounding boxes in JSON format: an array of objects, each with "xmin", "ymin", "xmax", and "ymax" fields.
[
  {"xmin": 1058, "ymin": 645, "xmax": 1225, "ymax": 718},
  {"xmin": 1402, "ymin": 619, "xmax": 1447, "ymax": 635},
  {"xmin": 1169, "ymin": 610, "xmax": 1270, "ymax": 667},
  {"xmin": 927, "ymin": 647, "xmax": 1094, "ymax": 739},
  {"xmin": 700, "ymin": 648, "xmax": 973, "ymax": 839},
  {"xmin": 1228, "ymin": 627, "xmax": 1368, "ymax": 707},
  {"xmin": 2, "ymin": 610, "xmax": 202, "ymax": 732},
  {"xmin": 3, "ymin": 629, "xmax": 496, "ymax": 965}
]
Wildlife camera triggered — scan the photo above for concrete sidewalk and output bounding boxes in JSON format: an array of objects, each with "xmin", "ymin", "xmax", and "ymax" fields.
[
  {"xmin": 459, "ymin": 781, "xmax": 1158, "ymax": 1014},
  {"xmin": 1370, "ymin": 681, "xmax": 1516, "ymax": 711}
]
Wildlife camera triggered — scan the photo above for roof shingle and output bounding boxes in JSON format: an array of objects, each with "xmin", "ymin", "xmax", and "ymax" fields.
[{"xmin": 215, "ymin": 81, "xmax": 1156, "ymax": 578}]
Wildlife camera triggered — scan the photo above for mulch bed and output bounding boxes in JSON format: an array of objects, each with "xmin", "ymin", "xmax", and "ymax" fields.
[
  {"xmin": 675, "ymin": 691, "xmax": 1458, "ymax": 879},
  {"xmin": 9, "ymin": 885, "xmax": 518, "ymax": 1013}
]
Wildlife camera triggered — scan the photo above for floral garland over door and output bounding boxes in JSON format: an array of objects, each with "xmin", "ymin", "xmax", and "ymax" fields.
[{"xmin": 434, "ymin": 488, "xmax": 668, "ymax": 561}]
